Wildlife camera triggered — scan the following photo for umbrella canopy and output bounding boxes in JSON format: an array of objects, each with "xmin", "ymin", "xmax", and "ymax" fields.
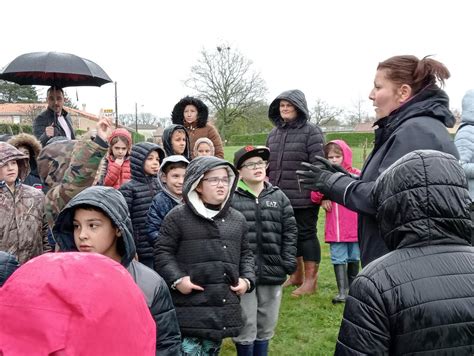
[{"xmin": 0, "ymin": 51, "xmax": 112, "ymax": 87}]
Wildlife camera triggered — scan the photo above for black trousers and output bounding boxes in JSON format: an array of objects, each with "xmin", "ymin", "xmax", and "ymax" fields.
[{"xmin": 294, "ymin": 206, "xmax": 321, "ymax": 263}]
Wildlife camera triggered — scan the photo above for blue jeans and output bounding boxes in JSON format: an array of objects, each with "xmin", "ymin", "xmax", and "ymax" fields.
[{"xmin": 330, "ymin": 242, "xmax": 360, "ymax": 264}]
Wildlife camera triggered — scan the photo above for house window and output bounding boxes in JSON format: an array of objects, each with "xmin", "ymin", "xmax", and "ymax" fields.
[{"xmin": 13, "ymin": 116, "xmax": 20, "ymax": 124}]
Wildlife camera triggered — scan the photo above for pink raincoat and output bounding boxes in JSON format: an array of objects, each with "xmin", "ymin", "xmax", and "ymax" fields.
[
  {"xmin": 0, "ymin": 252, "xmax": 156, "ymax": 355},
  {"xmin": 311, "ymin": 140, "xmax": 360, "ymax": 243}
]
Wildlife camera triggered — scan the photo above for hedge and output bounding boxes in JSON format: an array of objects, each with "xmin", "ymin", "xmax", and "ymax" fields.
[
  {"xmin": 132, "ymin": 131, "xmax": 145, "ymax": 143},
  {"xmin": 227, "ymin": 133, "xmax": 268, "ymax": 146},
  {"xmin": 228, "ymin": 131, "xmax": 375, "ymax": 148},
  {"xmin": 0, "ymin": 124, "xmax": 33, "ymax": 135},
  {"xmin": 325, "ymin": 132, "xmax": 374, "ymax": 147}
]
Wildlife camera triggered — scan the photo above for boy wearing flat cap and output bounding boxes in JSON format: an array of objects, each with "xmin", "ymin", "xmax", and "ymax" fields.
[{"xmin": 231, "ymin": 145, "xmax": 297, "ymax": 355}]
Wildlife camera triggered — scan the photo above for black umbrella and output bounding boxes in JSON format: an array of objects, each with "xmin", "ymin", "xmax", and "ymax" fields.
[{"xmin": 0, "ymin": 51, "xmax": 112, "ymax": 87}]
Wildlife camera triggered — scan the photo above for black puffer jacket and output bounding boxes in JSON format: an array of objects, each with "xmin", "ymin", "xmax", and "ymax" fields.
[
  {"xmin": 119, "ymin": 142, "xmax": 165, "ymax": 263},
  {"xmin": 53, "ymin": 186, "xmax": 182, "ymax": 356},
  {"xmin": 231, "ymin": 181, "xmax": 297, "ymax": 284},
  {"xmin": 329, "ymin": 86, "xmax": 459, "ymax": 266},
  {"xmin": 154, "ymin": 156, "xmax": 256, "ymax": 341},
  {"xmin": 266, "ymin": 89, "xmax": 324, "ymax": 208},
  {"xmin": 335, "ymin": 150, "xmax": 474, "ymax": 356}
]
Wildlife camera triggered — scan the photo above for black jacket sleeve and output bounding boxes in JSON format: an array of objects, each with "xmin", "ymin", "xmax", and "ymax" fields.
[
  {"xmin": 335, "ymin": 276, "xmax": 390, "ymax": 355},
  {"xmin": 151, "ymin": 277, "xmax": 182, "ymax": 356},
  {"xmin": 280, "ymin": 193, "xmax": 298, "ymax": 274},
  {"xmin": 153, "ymin": 211, "xmax": 186, "ymax": 285},
  {"xmin": 237, "ymin": 220, "xmax": 256, "ymax": 292}
]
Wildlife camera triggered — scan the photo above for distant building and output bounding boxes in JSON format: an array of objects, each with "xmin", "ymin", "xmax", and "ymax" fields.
[
  {"xmin": 0, "ymin": 103, "xmax": 100, "ymax": 131},
  {"xmin": 354, "ymin": 118, "xmax": 461, "ymax": 134},
  {"xmin": 137, "ymin": 124, "xmax": 158, "ymax": 141},
  {"xmin": 353, "ymin": 121, "xmax": 376, "ymax": 132}
]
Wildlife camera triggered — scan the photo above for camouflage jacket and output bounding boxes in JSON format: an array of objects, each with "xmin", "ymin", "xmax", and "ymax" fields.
[
  {"xmin": 37, "ymin": 137, "xmax": 108, "ymax": 228},
  {"xmin": 0, "ymin": 184, "xmax": 49, "ymax": 264},
  {"xmin": 0, "ymin": 142, "xmax": 49, "ymax": 263}
]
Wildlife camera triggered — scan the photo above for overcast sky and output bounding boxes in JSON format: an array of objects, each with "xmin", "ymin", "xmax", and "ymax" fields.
[{"xmin": 2, "ymin": 1, "xmax": 473, "ymax": 119}]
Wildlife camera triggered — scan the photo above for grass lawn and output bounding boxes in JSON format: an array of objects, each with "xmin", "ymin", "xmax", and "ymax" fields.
[{"xmin": 219, "ymin": 145, "xmax": 367, "ymax": 355}]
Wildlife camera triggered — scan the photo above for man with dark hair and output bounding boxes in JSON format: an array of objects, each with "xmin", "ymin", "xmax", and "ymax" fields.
[{"xmin": 33, "ymin": 86, "xmax": 75, "ymax": 146}]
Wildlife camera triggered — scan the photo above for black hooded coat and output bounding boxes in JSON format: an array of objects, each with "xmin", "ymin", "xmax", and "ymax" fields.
[
  {"xmin": 335, "ymin": 150, "xmax": 474, "ymax": 355},
  {"xmin": 162, "ymin": 124, "xmax": 191, "ymax": 161},
  {"xmin": 328, "ymin": 87, "xmax": 459, "ymax": 266},
  {"xmin": 154, "ymin": 156, "xmax": 255, "ymax": 341},
  {"xmin": 119, "ymin": 142, "xmax": 165, "ymax": 264},
  {"xmin": 53, "ymin": 186, "xmax": 182, "ymax": 356},
  {"xmin": 266, "ymin": 89, "xmax": 325, "ymax": 208}
]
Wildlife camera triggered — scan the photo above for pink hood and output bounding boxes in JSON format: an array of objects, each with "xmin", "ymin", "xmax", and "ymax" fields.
[
  {"xmin": 311, "ymin": 139, "xmax": 360, "ymax": 243},
  {"xmin": 0, "ymin": 253, "xmax": 155, "ymax": 355},
  {"xmin": 330, "ymin": 139, "xmax": 354, "ymax": 171}
]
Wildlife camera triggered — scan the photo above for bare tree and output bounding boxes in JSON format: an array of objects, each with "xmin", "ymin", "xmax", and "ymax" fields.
[
  {"xmin": 119, "ymin": 112, "xmax": 161, "ymax": 127},
  {"xmin": 22, "ymin": 103, "xmax": 45, "ymax": 125},
  {"xmin": 185, "ymin": 44, "xmax": 267, "ymax": 140},
  {"xmin": 310, "ymin": 98, "xmax": 344, "ymax": 126},
  {"xmin": 345, "ymin": 97, "xmax": 370, "ymax": 126},
  {"xmin": 451, "ymin": 108, "xmax": 461, "ymax": 123}
]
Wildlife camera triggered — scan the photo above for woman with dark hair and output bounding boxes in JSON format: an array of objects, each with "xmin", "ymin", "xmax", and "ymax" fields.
[
  {"xmin": 171, "ymin": 96, "xmax": 224, "ymax": 159},
  {"xmin": 297, "ymin": 55, "xmax": 459, "ymax": 267}
]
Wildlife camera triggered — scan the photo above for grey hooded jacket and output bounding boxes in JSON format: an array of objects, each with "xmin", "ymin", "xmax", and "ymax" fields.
[
  {"xmin": 455, "ymin": 89, "xmax": 474, "ymax": 198},
  {"xmin": 53, "ymin": 186, "xmax": 182, "ymax": 356}
]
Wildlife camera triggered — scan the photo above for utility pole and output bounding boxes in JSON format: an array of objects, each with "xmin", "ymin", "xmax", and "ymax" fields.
[
  {"xmin": 114, "ymin": 82, "xmax": 119, "ymax": 128},
  {"xmin": 135, "ymin": 102, "xmax": 138, "ymax": 133}
]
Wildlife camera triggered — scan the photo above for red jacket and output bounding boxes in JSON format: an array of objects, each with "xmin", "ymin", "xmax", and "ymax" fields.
[
  {"xmin": 104, "ymin": 155, "xmax": 131, "ymax": 189},
  {"xmin": 311, "ymin": 140, "xmax": 360, "ymax": 243}
]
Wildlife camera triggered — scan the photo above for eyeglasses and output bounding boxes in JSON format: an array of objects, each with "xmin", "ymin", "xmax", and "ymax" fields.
[
  {"xmin": 240, "ymin": 160, "xmax": 268, "ymax": 170},
  {"xmin": 201, "ymin": 177, "xmax": 230, "ymax": 186}
]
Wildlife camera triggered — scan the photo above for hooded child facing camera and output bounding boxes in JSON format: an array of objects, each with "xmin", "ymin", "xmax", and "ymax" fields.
[
  {"xmin": 119, "ymin": 142, "xmax": 165, "ymax": 269},
  {"xmin": 162, "ymin": 124, "xmax": 191, "ymax": 161},
  {"xmin": 147, "ymin": 155, "xmax": 189, "ymax": 244},
  {"xmin": 154, "ymin": 156, "xmax": 255, "ymax": 355}
]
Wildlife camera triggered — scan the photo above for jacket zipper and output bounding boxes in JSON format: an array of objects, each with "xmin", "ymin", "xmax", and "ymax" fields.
[
  {"xmin": 335, "ymin": 203, "xmax": 340, "ymax": 242},
  {"xmin": 255, "ymin": 197, "xmax": 263, "ymax": 280}
]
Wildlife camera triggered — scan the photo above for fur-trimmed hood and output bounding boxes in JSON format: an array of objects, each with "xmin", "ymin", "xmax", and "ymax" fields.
[
  {"xmin": 7, "ymin": 133, "xmax": 42, "ymax": 173},
  {"xmin": 171, "ymin": 96, "xmax": 209, "ymax": 129}
]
